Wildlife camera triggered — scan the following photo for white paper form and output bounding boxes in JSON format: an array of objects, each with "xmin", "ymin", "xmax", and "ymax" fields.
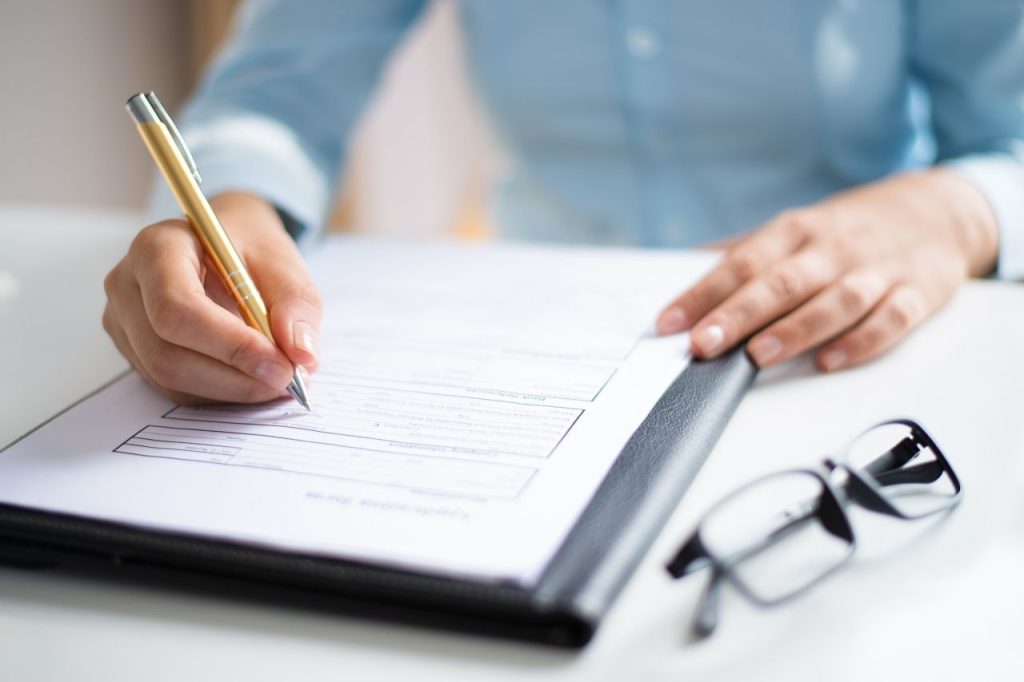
[{"xmin": 0, "ymin": 238, "xmax": 716, "ymax": 585}]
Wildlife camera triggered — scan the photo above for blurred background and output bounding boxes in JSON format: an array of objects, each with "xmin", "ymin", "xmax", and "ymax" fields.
[{"xmin": 0, "ymin": 0, "xmax": 502, "ymax": 236}]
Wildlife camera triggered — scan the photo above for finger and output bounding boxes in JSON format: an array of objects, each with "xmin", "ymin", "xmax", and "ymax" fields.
[
  {"xmin": 104, "ymin": 267, "xmax": 163, "ymax": 389},
  {"xmin": 687, "ymin": 247, "xmax": 835, "ymax": 359},
  {"xmin": 130, "ymin": 225, "xmax": 294, "ymax": 389},
  {"xmin": 746, "ymin": 269, "xmax": 889, "ymax": 367},
  {"xmin": 245, "ymin": 238, "xmax": 323, "ymax": 371},
  {"xmin": 107, "ymin": 246, "xmax": 212, "ymax": 403},
  {"xmin": 815, "ymin": 284, "xmax": 930, "ymax": 372},
  {"xmin": 656, "ymin": 212, "xmax": 809, "ymax": 335},
  {"xmin": 103, "ymin": 302, "xmax": 154, "ymax": 385},
  {"xmin": 115, "ymin": 283, "xmax": 285, "ymax": 404},
  {"xmin": 104, "ymin": 303, "xmax": 211, "ymax": 405}
]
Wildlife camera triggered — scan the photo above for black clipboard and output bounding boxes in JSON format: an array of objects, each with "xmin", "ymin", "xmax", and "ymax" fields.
[{"xmin": 0, "ymin": 349, "xmax": 756, "ymax": 648}]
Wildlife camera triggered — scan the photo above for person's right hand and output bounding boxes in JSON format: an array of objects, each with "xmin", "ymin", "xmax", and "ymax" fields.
[{"xmin": 103, "ymin": 192, "xmax": 322, "ymax": 405}]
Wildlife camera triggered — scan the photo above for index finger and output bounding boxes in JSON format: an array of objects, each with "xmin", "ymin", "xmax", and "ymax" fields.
[
  {"xmin": 656, "ymin": 212, "xmax": 809, "ymax": 335},
  {"xmin": 131, "ymin": 225, "xmax": 294, "ymax": 388}
]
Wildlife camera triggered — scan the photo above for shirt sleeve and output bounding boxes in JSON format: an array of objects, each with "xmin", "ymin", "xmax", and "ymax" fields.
[
  {"xmin": 147, "ymin": 0, "xmax": 426, "ymax": 248},
  {"xmin": 909, "ymin": 0, "xmax": 1024, "ymax": 280}
]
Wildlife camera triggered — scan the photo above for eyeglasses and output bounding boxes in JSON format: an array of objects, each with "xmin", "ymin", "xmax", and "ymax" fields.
[{"xmin": 666, "ymin": 419, "xmax": 962, "ymax": 639}]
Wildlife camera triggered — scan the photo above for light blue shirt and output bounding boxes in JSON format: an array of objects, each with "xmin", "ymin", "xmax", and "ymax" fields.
[{"xmin": 157, "ymin": 0, "xmax": 1024, "ymax": 278}]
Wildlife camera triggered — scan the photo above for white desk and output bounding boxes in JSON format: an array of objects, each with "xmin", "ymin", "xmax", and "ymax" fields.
[{"xmin": 1, "ymin": 205, "xmax": 1022, "ymax": 681}]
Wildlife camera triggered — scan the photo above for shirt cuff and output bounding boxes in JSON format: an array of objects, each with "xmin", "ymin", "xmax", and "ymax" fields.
[
  {"xmin": 944, "ymin": 154, "xmax": 1024, "ymax": 281},
  {"xmin": 145, "ymin": 114, "xmax": 331, "ymax": 251}
]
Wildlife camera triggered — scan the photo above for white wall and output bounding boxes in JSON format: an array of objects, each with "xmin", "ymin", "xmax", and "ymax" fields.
[{"xmin": 0, "ymin": 1, "xmax": 189, "ymax": 210}]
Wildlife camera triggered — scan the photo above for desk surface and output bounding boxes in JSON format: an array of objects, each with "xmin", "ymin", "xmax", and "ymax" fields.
[{"xmin": 1, "ymin": 205, "xmax": 1022, "ymax": 682}]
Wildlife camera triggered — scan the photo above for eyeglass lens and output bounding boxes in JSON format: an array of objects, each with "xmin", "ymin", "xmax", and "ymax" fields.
[{"xmin": 699, "ymin": 470, "xmax": 853, "ymax": 602}]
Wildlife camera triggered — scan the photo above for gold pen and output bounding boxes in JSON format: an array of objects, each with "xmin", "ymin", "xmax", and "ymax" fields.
[{"xmin": 126, "ymin": 91, "xmax": 311, "ymax": 411}]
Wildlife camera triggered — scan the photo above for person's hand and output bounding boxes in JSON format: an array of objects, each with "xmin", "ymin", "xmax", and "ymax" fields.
[
  {"xmin": 655, "ymin": 169, "xmax": 999, "ymax": 371},
  {"xmin": 103, "ymin": 192, "xmax": 322, "ymax": 404}
]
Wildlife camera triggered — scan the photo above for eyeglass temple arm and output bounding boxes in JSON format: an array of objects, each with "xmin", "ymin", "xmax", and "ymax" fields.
[
  {"xmin": 691, "ymin": 565, "xmax": 724, "ymax": 639},
  {"xmin": 667, "ymin": 534, "xmax": 710, "ymax": 578},
  {"xmin": 871, "ymin": 460, "xmax": 944, "ymax": 487},
  {"xmin": 861, "ymin": 436, "xmax": 923, "ymax": 478},
  {"xmin": 840, "ymin": 460, "xmax": 947, "ymax": 516}
]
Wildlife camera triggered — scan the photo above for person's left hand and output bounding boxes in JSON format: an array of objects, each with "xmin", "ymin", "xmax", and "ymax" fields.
[{"xmin": 655, "ymin": 169, "xmax": 1000, "ymax": 371}]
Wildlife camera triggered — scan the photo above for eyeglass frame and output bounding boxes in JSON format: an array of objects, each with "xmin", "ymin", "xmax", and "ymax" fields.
[{"xmin": 666, "ymin": 418, "xmax": 963, "ymax": 638}]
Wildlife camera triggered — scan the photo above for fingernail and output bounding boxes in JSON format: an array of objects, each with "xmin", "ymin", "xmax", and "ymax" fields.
[
  {"xmin": 750, "ymin": 335, "xmax": 783, "ymax": 366},
  {"xmin": 656, "ymin": 307, "xmax": 688, "ymax": 335},
  {"xmin": 820, "ymin": 349, "xmax": 847, "ymax": 372},
  {"xmin": 293, "ymin": 321, "xmax": 317, "ymax": 358},
  {"xmin": 254, "ymin": 360, "xmax": 292, "ymax": 389},
  {"xmin": 694, "ymin": 325, "xmax": 725, "ymax": 355}
]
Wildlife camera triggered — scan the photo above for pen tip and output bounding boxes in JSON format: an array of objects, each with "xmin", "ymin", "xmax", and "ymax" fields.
[{"xmin": 286, "ymin": 369, "xmax": 312, "ymax": 413}]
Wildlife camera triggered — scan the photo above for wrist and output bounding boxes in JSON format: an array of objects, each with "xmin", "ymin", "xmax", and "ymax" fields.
[
  {"xmin": 928, "ymin": 169, "xmax": 1000, "ymax": 278},
  {"xmin": 209, "ymin": 192, "xmax": 287, "ymax": 242},
  {"xmin": 826, "ymin": 169, "xmax": 1001, "ymax": 278}
]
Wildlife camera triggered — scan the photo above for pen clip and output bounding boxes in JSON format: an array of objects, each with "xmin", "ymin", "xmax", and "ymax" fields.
[{"xmin": 144, "ymin": 92, "xmax": 202, "ymax": 185}]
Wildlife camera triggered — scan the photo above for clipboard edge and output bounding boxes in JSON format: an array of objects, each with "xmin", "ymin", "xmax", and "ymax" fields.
[{"xmin": 0, "ymin": 350, "xmax": 757, "ymax": 648}]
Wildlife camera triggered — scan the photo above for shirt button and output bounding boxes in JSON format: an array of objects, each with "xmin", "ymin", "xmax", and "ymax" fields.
[{"xmin": 626, "ymin": 26, "xmax": 661, "ymax": 58}]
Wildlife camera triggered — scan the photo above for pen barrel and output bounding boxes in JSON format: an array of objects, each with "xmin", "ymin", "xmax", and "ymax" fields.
[{"xmin": 133, "ymin": 122, "xmax": 274, "ymax": 341}]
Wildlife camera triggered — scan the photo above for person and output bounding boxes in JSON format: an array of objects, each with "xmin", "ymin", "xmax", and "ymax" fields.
[{"xmin": 102, "ymin": 1, "xmax": 1024, "ymax": 406}]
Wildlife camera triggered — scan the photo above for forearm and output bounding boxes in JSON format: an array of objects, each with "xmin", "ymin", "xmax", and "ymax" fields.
[
  {"xmin": 909, "ymin": 0, "xmax": 1024, "ymax": 279},
  {"xmin": 148, "ymin": 0, "xmax": 426, "ymax": 240}
]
